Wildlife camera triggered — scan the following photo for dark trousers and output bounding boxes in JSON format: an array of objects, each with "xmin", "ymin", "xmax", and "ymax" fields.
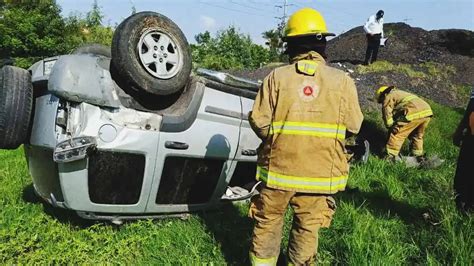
[
  {"xmin": 364, "ymin": 34, "xmax": 381, "ymax": 65},
  {"xmin": 454, "ymin": 135, "xmax": 474, "ymax": 212}
]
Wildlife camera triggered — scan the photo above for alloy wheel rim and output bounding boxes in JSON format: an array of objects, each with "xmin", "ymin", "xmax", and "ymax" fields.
[{"xmin": 137, "ymin": 29, "xmax": 182, "ymax": 79}]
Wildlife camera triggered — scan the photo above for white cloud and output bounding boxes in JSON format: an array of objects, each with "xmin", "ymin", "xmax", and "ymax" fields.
[{"xmin": 200, "ymin": 15, "xmax": 217, "ymax": 31}]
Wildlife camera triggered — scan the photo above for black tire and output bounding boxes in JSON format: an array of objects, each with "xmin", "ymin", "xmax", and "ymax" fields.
[
  {"xmin": 73, "ymin": 43, "xmax": 111, "ymax": 58},
  {"xmin": 0, "ymin": 66, "xmax": 33, "ymax": 149},
  {"xmin": 0, "ymin": 57, "xmax": 14, "ymax": 68},
  {"xmin": 111, "ymin": 11, "xmax": 192, "ymax": 96}
]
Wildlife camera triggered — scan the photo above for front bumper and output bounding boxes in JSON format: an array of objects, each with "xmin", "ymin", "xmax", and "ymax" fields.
[{"xmin": 27, "ymin": 94, "xmax": 160, "ymax": 214}]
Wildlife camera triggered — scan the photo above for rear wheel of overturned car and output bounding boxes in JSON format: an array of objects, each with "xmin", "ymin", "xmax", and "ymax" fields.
[
  {"xmin": 111, "ymin": 11, "xmax": 192, "ymax": 96},
  {"xmin": 0, "ymin": 66, "xmax": 33, "ymax": 149}
]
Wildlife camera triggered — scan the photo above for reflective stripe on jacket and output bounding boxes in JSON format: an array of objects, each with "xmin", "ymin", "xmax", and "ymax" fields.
[
  {"xmin": 249, "ymin": 51, "xmax": 364, "ymax": 194},
  {"xmin": 382, "ymin": 89, "xmax": 433, "ymax": 128}
]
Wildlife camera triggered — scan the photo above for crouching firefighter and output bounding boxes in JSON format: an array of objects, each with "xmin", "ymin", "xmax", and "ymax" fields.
[
  {"xmin": 248, "ymin": 8, "xmax": 364, "ymax": 265},
  {"xmin": 376, "ymin": 86, "xmax": 433, "ymax": 160}
]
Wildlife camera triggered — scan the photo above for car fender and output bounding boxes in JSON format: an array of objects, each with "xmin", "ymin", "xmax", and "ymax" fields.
[{"xmin": 48, "ymin": 55, "xmax": 121, "ymax": 108}]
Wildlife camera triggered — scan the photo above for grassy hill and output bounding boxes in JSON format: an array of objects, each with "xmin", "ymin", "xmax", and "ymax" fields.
[{"xmin": 1, "ymin": 91, "xmax": 472, "ymax": 264}]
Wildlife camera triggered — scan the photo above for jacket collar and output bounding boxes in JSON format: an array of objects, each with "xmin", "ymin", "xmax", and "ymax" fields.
[{"xmin": 290, "ymin": 51, "xmax": 326, "ymax": 64}]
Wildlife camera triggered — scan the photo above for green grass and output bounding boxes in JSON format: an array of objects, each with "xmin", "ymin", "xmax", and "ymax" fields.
[
  {"xmin": 420, "ymin": 62, "xmax": 456, "ymax": 80},
  {"xmin": 356, "ymin": 61, "xmax": 458, "ymax": 83},
  {"xmin": 454, "ymin": 84, "xmax": 472, "ymax": 101},
  {"xmin": 357, "ymin": 61, "xmax": 428, "ymax": 79},
  {"xmin": 1, "ymin": 102, "xmax": 473, "ymax": 264}
]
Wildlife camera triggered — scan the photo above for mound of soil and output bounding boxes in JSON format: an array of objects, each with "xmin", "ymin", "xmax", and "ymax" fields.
[
  {"xmin": 228, "ymin": 23, "xmax": 473, "ymax": 110},
  {"xmin": 333, "ymin": 62, "xmax": 463, "ymax": 110},
  {"xmin": 327, "ymin": 23, "xmax": 474, "ymax": 85}
]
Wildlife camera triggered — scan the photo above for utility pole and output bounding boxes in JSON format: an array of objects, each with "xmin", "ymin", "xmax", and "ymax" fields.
[
  {"xmin": 274, "ymin": 0, "xmax": 293, "ymax": 60},
  {"xmin": 275, "ymin": 0, "xmax": 293, "ymax": 33}
]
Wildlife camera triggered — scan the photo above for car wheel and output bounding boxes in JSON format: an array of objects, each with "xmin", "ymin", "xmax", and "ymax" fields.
[
  {"xmin": 73, "ymin": 43, "xmax": 111, "ymax": 57},
  {"xmin": 111, "ymin": 11, "xmax": 192, "ymax": 96},
  {"xmin": 0, "ymin": 66, "xmax": 33, "ymax": 149}
]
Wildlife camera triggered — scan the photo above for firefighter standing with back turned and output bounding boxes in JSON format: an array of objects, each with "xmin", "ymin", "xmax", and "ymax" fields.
[
  {"xmin": 248, "ymin": 8, "xmax": 364, "ymax": 265},
  {"xmin": 375, "ymin": 86, "xmax": 433, "ymax": 160}
]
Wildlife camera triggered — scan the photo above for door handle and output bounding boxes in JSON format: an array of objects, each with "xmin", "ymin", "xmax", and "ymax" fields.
[
  {"xmin": 165, "ymin": 141, "xmax": 189, "ymax": 150},
  {"xmin": 241, "ymin": 149, "xmax": 257, "ymax": 156}
]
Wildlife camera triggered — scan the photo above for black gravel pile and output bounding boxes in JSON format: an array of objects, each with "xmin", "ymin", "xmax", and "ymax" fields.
[
  {"xmin": 227, "ymin": 23, "xmax": 473, "ymax": 110},
  {"xmin": 327, "ymin": 23, "xmax": 474, "ymax": 85},
  {"xmin": 328, "ymin": 62, "xmax": 462, "ymax": 109}
]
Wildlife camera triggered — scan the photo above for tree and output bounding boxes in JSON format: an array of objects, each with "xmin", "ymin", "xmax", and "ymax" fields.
[
  {"xmin": 66, "ymin": 0, "xmax": 113, "ymax": 47},
  {"xmin": 86, "ymin": 0, "xmax": 102, "ymax": 27},
  {"xmin": 191, "ymin": 26, "xmax": 271, "ymax": 70},
  {"xmin": 262, "ymin": 29, "xmax": 281, "ymax": 61},
  {"xmin": 130, "ymin": 0, "xmax": 136, "ymax": 15},
  {"xmin": 0, "ymin": 0, "xmax": 114, "ymax": 68},
  {"xmin": 262, "ymin": 29, "xmax": 287, "ymax": 62},
  {"xmin": 0, "ymin": 0, "xmax": 69, "ymax": 67}
]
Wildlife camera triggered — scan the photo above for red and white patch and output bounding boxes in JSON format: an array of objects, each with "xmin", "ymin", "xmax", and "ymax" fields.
[
  {"xmin": 303, "ymin": 86, "xmax": 313, "ymax": 96},
  {"xmin": 298, "ymin": 84, "xmax": 319, "ymax": 102}
]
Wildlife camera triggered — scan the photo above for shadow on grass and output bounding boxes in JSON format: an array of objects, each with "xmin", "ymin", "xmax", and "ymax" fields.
[
  {"xmin": 358, "ymin": 119, "xmax": 388, "ymax": 157},
  {"xmin": 198, "ymin": 202, "xmax": 253, "ymax": 265},
  {"xmin": 339, "ymin": 183, "xmax": 429, "ymax": 225},
  {"xmin": 454, "ymin": 106, "xmax": 468, "ymax": 116},
  {"xmin": 22, "ymin": 184, "xmax": 98, "ymax": 228}
]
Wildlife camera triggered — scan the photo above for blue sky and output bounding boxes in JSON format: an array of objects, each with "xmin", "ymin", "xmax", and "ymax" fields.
[{"xmin": 57, "ymin": 0, "xmax": 474, "ymax": 44}]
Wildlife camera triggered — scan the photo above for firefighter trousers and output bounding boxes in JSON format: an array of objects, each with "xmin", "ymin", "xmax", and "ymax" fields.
[
  {"xmin": 248, "ymin": 186, "xmax": 336, "ymax": 265},
  {"xmin": 386, "ymin": 117, "xmax": 431, "ymax": 156},
  {"xmin": 454, "ymin": 135, "xmax": 474, "ymax": 212}
]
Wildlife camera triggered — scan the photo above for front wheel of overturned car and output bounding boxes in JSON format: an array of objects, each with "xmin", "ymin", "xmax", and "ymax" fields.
[
  {"xmin": 111, "ymin": 11, "xmax": 192, "ymax": 96},
  {"xmin": 0, "ymin": 66, "xmax": 33, "ymax": 149}
]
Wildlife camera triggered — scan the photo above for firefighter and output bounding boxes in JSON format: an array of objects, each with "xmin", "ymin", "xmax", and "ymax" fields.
[
  {"xmin": 248, "ymin": 8, "xmax": 364, "ymax": 265},
  {"xmin": 452, "ymin": 87, "xmax": 474, "ymax": 212},
  {"xmin": 375, "ymin": 86, "xmax": 433, "ymax": 160}
]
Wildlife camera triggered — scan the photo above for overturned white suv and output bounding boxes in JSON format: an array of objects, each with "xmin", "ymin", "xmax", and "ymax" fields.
[{"xmin": 0, "ymin": 12, "xmax": 367, "ymax": 222}]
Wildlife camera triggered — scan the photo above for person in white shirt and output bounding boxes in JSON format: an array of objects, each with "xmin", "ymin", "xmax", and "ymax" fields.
[{"xmin": 363, "ymin": 10, "xmax": 384, "ymax": 65}]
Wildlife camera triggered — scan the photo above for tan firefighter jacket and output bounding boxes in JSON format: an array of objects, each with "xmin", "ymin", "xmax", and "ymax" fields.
[
  {"xmin": 249, "ymin": 51, "xmax": 364, "ymax": 194},
  {"xmin": 382, "ymin": 89, "xmax": 433, "ymax": 128}
]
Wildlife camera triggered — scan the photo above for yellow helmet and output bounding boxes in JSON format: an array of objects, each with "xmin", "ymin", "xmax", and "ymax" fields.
[
  {"xmin": 283, "ymin": 8, "xmax": 335, "ymax": 40},
  {"xmin": 375, "ymin": 86, "xmax": 394, "ymax": 101}
]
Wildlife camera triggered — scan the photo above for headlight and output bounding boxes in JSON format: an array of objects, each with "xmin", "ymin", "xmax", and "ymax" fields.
[{"xmin": 53, "ymin": 136, "xmax": 97, "ymax": 163}]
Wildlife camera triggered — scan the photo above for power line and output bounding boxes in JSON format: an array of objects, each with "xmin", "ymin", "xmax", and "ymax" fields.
[
  {"xmin": 248, "ymin": 0, "xmax": 277, "ymax": 8},
  {"xmin": 275, "ymin": 0, "xmax": 293, "ymax": 21},
  {"xmin": 293, "ymin": 0, "xmax": 361, "ymax": 21},
  {"xmin": 229, "ymin": 0, "xmax": 264, "ymax": 12},
  {"xmin": 291, "ymin": 0, "xmax": 363, "ymax": 34},
  {"xmin": 199, "ymin": 1, "xmax": 271, "ymax": 18},
  {"xmin": 291, "ymin": 2, "xmax": 305, "ymax": 8}
]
